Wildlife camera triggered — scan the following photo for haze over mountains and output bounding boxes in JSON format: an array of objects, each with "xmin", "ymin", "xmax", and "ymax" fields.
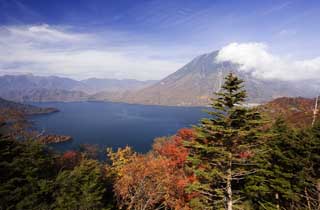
[
  {"xmin": 0, "ymin": 50, "xmax": 319, "ymax": 106},
  {"xmin": 0, "ymin": 74, "xmax": 155, "ymax": 102}
]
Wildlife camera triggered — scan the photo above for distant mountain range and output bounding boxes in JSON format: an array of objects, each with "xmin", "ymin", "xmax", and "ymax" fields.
[
  {"xmin": 0, "ymin": 50, "xmax": 318, "ymax": 106},
  {"xmin": 0, "ymin": 74, "xmax": 155, "ymax": 102}
]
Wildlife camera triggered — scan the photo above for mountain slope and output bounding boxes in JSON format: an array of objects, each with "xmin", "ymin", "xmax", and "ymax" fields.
[
  {"xmin": 120, "ymin": 51, "xmax": 319, "ymax": 106},
  {"xmin": 0, "ymin": 74, "xmax": 85, "ymax": 92},
  {"xmin": 258, "ymin": 97, "xmax": 318, "ymax": 128},
  {"xmin": 81, "ymin": 78, "xmax": 156, "ymax": 93},
  {"xmin": 0, "ymin": 74, "xmax": 156, "ymax": 102},
  {"xmin": 0, "ymin": 97, "xmax": 58, "ymax": 115}
]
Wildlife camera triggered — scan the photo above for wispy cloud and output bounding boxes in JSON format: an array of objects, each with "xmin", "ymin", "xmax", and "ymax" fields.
[
  {"xmin": 0, "ymin": 24, "xmax": 185, "ymax": 80},
  {"xmin": 261, "ymin": 1, "xmax": 292, "ymax": 16},
  {"xmin": 277, "ymin": 29, "xmax": 297, "ymax": 37},
  {"xmin": 215, "ymin": 42, "xmax": 320, "ymax": 81},
  {"xmin": 6, "ymin": 24, "xmax": 88, "ymax": 42}
]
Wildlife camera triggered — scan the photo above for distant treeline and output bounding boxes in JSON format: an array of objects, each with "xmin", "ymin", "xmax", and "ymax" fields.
[{"xmin": 0, "ymin": 73, "xmax": 319, "ymax": 210}]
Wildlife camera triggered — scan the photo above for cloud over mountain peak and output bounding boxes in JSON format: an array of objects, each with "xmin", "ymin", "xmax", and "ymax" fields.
[{"xmin": 215, "ymin": 42, "xmax": 320, "ymax": 81}]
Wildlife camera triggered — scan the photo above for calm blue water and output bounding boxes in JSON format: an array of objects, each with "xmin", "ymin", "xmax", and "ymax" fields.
[{"xmin": 30, "ymin": 101, "xmax": 207, "ymax": 153}]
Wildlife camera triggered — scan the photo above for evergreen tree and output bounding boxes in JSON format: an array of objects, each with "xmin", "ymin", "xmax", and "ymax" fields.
[
  {"xmin": 245, "ymin": 119, "xmax": 305, "ymax": 209},
  {"xmin": 185, "ymin": 73, "xmax": 263, "ymax": 210},
  {"xmin": 303, "ymin": 120, "xmax": 320, "ymax": 209},
  {"xmin": 245, "ymin": 118, "xmax": 320, "ymax": 209},
  {"xmin": 0, "ymin": 137, "xmax": 56, "ymax": 210},
  {"xmin": 53, "ymin": 159, "xmax": 107, "ymax": 210}
]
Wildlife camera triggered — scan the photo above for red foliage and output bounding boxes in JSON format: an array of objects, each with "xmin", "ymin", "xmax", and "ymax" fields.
[
  {"xmin": 177, "ymin": 128, "xmax": 196, "ymax": 140},
  {"xmin": 154, "ymin": 128, "xmax": 195, "ymax": 167},
  {"xmin": 115, "ymin": 128, "xmax": 197, "ymax": 210},
  {"xmin": 239, "ymin": 151, "xmax": 253, "ymax": 159},
  {"xmin": 62, "ymin": 151, "xmax": 78, "ymax": 159},
  {"xmin": 115, "ymin": 154, "xmax": 194, "ymax": 210},
  {"xmin": 259, "ymin": 97, "xmax": 318, "ymax": 128},
  {"xmin": 59, "ymin": 150, "xmax": 82, "ymax": 169}
]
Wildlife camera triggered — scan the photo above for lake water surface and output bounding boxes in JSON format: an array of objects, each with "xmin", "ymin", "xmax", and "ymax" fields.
[{"xmin": 31, "ymin": 101, "xmax": 207, "ymax": 153}]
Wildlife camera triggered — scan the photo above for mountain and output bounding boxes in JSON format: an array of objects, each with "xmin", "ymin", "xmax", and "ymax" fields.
[
  {"xmin": 258, "ymin": 97, "xmax": 318, "ymax": 128},
  {"xmin": 1, "ymin": 51, "xmax": 318, "ymax": 106},
  {"xmin": 81, "ymin": 78, "xmax": 156, "ymax": 93},
  {"xmin": 0, "ymin": 97, "xmax": 58, "ymax": 115},
  {"xmin": 0, "ymin": 74, "xmax": 88, "ymax": 102},
  {"xmin": 0, "ymin": 88, "xmax": 90, "ymax": 102},
  {"xmin": 0, "ymin": 74, "xmax": 156, "ymax": 102},
  {"xmin": 0, "ymin": 74, "xmax": 85, "ymax": 92},
  {"xmin": 118, "ymin": 51, "xmax": 319, "ymax": 106}
]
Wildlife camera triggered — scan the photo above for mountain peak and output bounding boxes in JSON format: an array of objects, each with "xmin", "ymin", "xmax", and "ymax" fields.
[{"xmin": 117, "ymin": 51, "xmax": 319, "ymax": 106}]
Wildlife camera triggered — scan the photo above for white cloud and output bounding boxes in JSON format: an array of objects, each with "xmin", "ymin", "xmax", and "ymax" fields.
[
  {"xmin": 215, "ymin": 42, "xmax": 320, "ymax": 81},
  {"xmin": 6, "ymin": 24, "xmax": 88, "ymax": 43},
  {"xmin": 0, "ymin": 24, "xmax": 184, "ymax": 80}
]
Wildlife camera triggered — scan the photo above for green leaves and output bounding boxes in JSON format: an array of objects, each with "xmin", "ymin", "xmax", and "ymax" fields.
[
  {"xmin": 245, "ymin": 118, "xmax": 320, "ymax": 209},
  {"xmin": 0, "ymin": 138, "xmax": 56, "ymax": 210},
  {"xmin": 0, "ymin": 137, "xmax": 113, "ymax": 210},
  {"xmin": 54, "ymin": 159, "xmax": 106, "ymax": 210},
  {"xmin": 186, "ymin": 73, "xmax": 264, "ymax": 209}
]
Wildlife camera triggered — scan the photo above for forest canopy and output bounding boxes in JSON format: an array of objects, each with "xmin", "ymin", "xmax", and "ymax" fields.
[{"xmin": 0, "ymin": 73, "xmax": 319, "ymax": 210}]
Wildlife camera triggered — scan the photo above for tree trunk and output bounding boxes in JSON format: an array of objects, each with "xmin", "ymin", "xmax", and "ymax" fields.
[
  {"xmin": 304, "ymin": 187, "xmax": 311, "ymax": 210},
  {"xmin": 226, "ymin": 154, "xmax": 232, "ymax": 210},
  {"xmin": 312, "ymin": 96, "xmax": 319, "ymax": 127},
  {"xmin": 275, "ymin": 192, "xmax": 280, "ymax": 210},
  {"xmin": 317, "ymin": 180, "xmax": 320, "ymax": 209}
]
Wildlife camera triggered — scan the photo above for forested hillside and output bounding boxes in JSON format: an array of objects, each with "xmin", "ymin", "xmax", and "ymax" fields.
[{"xmin": 1, "ymin": 74, "xmax": 319, "ymax": 210}]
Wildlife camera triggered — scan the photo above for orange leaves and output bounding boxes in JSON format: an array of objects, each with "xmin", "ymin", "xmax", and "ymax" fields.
[
  {"xmin": 114, "ymin": 154, "xmax": 193, "ymax": 210},
  {"xmin": 114, "ymin": 155, "xmax": 169, "ymax": 209},
  {"xmin": 153, "ymin": 128, "xmax": 195, "ymax": 167},
  {"xmin": 113, "ymin": 128, "xmax": 196, "ymax": 210},
  {"xmin": 178, "ymin": 128, "xmax": 196, "ymax": 140},
  {"xmin": 259, "ymin": 97, "xmax": 317, "ymax": 128}
]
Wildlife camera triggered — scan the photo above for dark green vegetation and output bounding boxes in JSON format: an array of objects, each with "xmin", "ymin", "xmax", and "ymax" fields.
[
  {"xmin": 0, "ymin": 137, "xmax": 114, "ymax": 210},
  {"xmin": 0, "ymin": 73, "xmax": 319, "ymax": 210},
  {"xmin": 185, "ymin": 74, "xmax": 264, "ymax": 209},
  {"xmin": 0, "ymin": 97, "xmax": 58, "ymax": 115}
]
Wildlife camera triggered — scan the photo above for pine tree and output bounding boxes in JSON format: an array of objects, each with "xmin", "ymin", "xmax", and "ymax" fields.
[
  {"xmin": 185, "ymin": 73, "xmax": 263, "ymax": 210},
  {"xmin": 304, "ymin": 120, "xmax": 320, "ymax": 209},
  {"xmin": 53, "ymin": 159, "xmax": 107, "ymax": 210},
  {"xmin": 245, "ymin": 118, "xmax": 306, "ymax": 209},
  {"xmin": 0, "ymin": 137, "xmax": 56, "ymax": 210}
]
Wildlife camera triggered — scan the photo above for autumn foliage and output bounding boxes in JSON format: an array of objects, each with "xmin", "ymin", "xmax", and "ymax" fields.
[
  {"xmin": 112, "ymin": 128, "xmax": 196, "ymax": 210},
  {"xmin": 153, "ymin": 128, "xmax": 195, "ymax": 167},
  {"xmin": 58, "ymin": 150, "xmax": 82, "ymax": 170},
  {"xmin": 259, "ymin": 97, "xmax": 318, "ymax": 128}
]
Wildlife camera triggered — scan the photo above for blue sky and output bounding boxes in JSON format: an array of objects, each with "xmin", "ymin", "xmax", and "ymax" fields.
[{"xmin": 0, "ymin": 0, "xmax": 319, "ymax": 80}]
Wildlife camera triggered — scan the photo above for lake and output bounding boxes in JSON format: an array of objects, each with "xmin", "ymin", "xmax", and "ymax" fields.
[{"xmin": 30, "ymin": 101, "xmax": 208, "ymax": 154}]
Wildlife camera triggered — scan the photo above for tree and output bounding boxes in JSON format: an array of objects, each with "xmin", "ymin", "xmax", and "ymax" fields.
[
  {"xmin": 304, "ymin": 120, "xmax": 320, "ymax": 209},
  {"xmin": 113, "ymin": 130, "xmax": 196, "ymax": 210},
  {"xmin": 114, "ymin": 153, "xmax": 194, "ymax": 210},
  {"xmin": 0, "ymin": 137, "xmax": 56, "ymax": 210},
  {"xmin": 185, "ymin": 73, "xmax": 263, "ymax": 210},
  {"xmin": 57, "ymin": 150, "xmax": 82, "ymax": 170},
  {"xmin": 106, "ymin": 146, "xmax": 137, "ymax": 178},
  {"xmin": 245, "ymin": 118, "xmax": 320, "ymax": 210},
  {"xmin": 245, "ymin": 119, "xmax": 305, "ymax": 209},
  {"xmin": 153, "ymin": 128, "xmax": 195, "ymax": 167},
  {"xmin": 53, "ymin": 159, "xmax": 107, "ymax": 210}
]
